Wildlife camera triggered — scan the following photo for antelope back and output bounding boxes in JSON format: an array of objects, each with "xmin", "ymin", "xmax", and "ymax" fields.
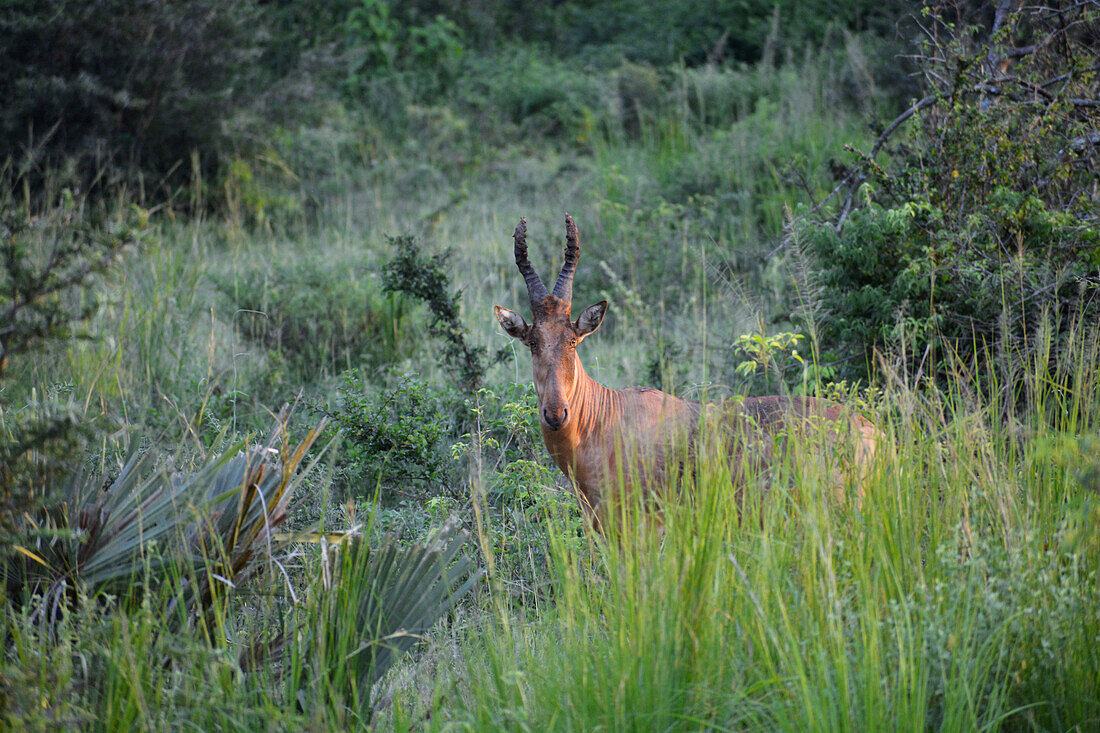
[{"xmin": 720, "ymin": 396, "xmax": 879, "ymax": 505}]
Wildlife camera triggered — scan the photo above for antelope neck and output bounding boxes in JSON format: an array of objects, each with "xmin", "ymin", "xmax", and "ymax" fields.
[{"xmin": 558, "ymin": 352, "xmax": 618, "ymax": 441}]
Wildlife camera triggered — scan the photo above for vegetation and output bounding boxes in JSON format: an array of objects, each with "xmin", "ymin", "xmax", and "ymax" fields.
[
  {"xmin": 0, "ymin": 0, "xmax": 261, "ymax": 199},
  {"xmin": 2, "ymin": 0, "xmax": 1098, "ymax": 729},
  {"xmin": 0, "ymin": 192, "xmax": 141, "ymax": 557},
  {"xmin": 800, "ymin": 0, "xmax": 1100, "ymax": 385}
]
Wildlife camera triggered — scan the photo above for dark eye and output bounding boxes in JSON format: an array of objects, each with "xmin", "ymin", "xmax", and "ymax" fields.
[
  {"xmin": 528, "ymin": 340, "xmax": 538, "ymax": 350},
  {"xmin": 569, "ymin": 338, "xmax": 577, "ymax": 348}
]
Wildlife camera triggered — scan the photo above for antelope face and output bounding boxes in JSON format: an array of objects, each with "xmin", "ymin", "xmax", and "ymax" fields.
[
  {"xmin": 495, "ymin": 297, "xmax": 606, "ymax": 431},
  {"xmin": 494, "ymin": 215, "xmax": 606, "ymax": 432}
]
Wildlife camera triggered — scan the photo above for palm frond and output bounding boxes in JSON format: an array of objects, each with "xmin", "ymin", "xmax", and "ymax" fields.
[
  {"xmin": 306, "ymin": 521, "xmax": 481, "ymax": 721},
  {"xmin": 8, "ymin": 406, "xmax": 325, "ymax": 628}
]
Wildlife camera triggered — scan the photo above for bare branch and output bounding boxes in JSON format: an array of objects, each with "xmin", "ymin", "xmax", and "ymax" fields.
[{"xmin": 871, "ymin": 95, "xmax": 937, "ymax": 158}]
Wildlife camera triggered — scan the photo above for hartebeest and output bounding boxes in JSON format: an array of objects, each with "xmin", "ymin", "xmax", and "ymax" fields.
[{"xmin": 495, "ymin": 215, "xmax": 879, "ymax": 530}]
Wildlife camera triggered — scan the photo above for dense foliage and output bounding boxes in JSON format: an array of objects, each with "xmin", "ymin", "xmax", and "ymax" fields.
[
  {"xmin": 801, "ymin": 0, "xmax": 1100, "ymax": 385},
  {"xmin": 2, "ymin": 0, "xmax": 909, "ymax": 202},
  {"xmin": 0, "ymin": 0, "xmax": 261, "ymax": 197},
  {"xmin": 2, "ymin": 0, "xmax": 1099, "ymax": 729}
]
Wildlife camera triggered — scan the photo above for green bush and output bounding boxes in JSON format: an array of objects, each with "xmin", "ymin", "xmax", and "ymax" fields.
[
  {"xmin": 262, "ymin": 0, "xmax": 465, "ymax": 87},
  {"xmin": 0, "ymin": 0, "xmax": 261, "ymax": 197},
  {"xmin": 801, "ymin": 2, "xmax": 1100, "ymax": 384},
  {"xmin": 804, "ymin": 192, "xmax": 1099, "ymax": 382},
  {"xmin": 453, "ymin": 383, "xmax": 545, "ymax": 476},
  {"xmin": 1, "ymin": 583, "xmax": 289, "ymax": 730},
  {"xmin": 315, "ymin": 370, "xmax": 455, "ymax": 501},
  {"xmin": 458, "ymin": 49, "xmax": 614, "ymax": 144}
]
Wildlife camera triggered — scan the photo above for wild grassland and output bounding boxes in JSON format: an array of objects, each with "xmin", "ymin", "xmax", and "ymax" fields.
[
  {"xmin": 4, "ymin": 33, "xmax": 1099, "ymax": 731},
  {"xmin": 431, "ymin": 344, "xmax": 1100, "ymax": 731}
]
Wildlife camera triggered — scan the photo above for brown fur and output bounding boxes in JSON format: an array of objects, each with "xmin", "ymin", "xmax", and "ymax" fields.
[{"xmin": 496, "ymin": 216, "xmax": 881, "ymax": 531}]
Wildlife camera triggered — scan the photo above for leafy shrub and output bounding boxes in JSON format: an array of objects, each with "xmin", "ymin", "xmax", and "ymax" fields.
[
  {"xmin": 613, "ymin": 62, "xmax": 665, "ymax": 137},
  {"xmin": 220, "ymin": 154, "xmax": 304, "ymax": 232},
  {"xmin": 452, "ymin": 383, "xmax": 546, "ymax": 475},
  {"xmin": 2, "ymin": 472, "xmax": 477, "ymax": 731},
  {"xmin": 0, "ymin": 193, "xmax": 142, "ymax": 382},
  {"xmin": 482, "ymin": 460, "xmax": 585, "ymax": 600},
  {"xmin": 457, "ymin": 50, "xmax": 615, "ymax": 143},
  {"xmin": 800, "ymin": 2, "xmax": 1100, "ymax": 384},
  {"xmin": 262, "ymin": 0, "xmax": 465, "ymax": 89},
  {"xmin": 805, "ymin": 193, "xmax": 1099, "ymax": 382},
  {"xmin": 314, "ymin": 370, "xmax": 455, "ymax": 501},
  {"xmin": 730, "ymin": 331, "xmax": 806, "ymax": 394},
  {"xmin": 1, "ymin": 582, "xmax": 291, "ymax": 730}
]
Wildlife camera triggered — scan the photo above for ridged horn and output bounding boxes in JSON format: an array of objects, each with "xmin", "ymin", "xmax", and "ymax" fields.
[
  {"xmin": 552, "ymin": 214, "xmax": 580, "ymax": 302},
  {"xmin": 513, "ymin": 217, "xmax": 548, "ymax": 308}
]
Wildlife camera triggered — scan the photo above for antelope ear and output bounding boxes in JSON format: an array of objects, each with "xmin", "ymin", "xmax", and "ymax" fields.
[
  {"xmin": 494, "ymin": 306, "xmax": 529, "ymax": 340},
  {"xmin": 575, "ymin": 300, "xmax": 607, "ymax": 337}
]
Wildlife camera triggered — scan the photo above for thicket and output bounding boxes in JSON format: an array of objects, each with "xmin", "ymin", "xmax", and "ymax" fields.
[
  {"xmin": 799, "ymin": 0, "xmax": 1100, "ymax": 387},
  {"xmin": 0, "ymin": 0, "xmax": 261, "ymax": 199},
  {"xmin": 262, "ymin": 0, "xmax": 906, "ymax": 74},
  {"xmin": 2, "ymin": 0, "xmax": 910, "ymax": 205},
  {"xmin": 543, "ymin": 0, "xmax": 901, "ymax": 67}
]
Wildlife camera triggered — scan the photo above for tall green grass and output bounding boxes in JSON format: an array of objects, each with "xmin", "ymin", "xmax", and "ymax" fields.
[{"xmin": 439, "ymin": 328, "xmax": 1100, "ymax": 731}]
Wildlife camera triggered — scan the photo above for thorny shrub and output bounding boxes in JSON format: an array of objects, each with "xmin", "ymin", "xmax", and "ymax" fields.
[{"xmin": 798, "ymin": 1, "xmax": 1100, "ymax": 385}]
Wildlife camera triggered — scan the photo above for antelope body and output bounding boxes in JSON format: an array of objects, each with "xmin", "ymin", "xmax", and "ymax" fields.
[{"xmin": 495, "ymin": 216, "xmax": 879, "ymax": 530}]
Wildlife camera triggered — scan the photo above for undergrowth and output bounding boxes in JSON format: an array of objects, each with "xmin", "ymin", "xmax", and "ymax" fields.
[{"xmin": 4, "ymin": 8, "xmax": 1099, "ymax": 730}]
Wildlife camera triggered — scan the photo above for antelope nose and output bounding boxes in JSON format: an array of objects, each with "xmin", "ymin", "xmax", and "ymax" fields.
[{"xmin": 543, "ymin": 407, "xmax": 568, "ymax": 431}]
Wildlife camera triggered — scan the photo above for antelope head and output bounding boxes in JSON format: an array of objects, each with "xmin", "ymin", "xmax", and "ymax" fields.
[{"xmin": 495, "ymin": 215, "xmax": 607, "ymax": 432}]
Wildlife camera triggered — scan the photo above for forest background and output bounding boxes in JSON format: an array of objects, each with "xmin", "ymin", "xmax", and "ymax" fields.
[{"xmin": 2, "ymin": 0, "xmax": 1099, "ymax": 729}]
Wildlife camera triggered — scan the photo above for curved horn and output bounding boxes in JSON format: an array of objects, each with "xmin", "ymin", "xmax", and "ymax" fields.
[
  {"xmin": 513, "ymin": 217, "xmax": 548, "ymax": 307},
  {"xmin": 552, "ymin": 214, "xmax": 580, "ymax": 302}
]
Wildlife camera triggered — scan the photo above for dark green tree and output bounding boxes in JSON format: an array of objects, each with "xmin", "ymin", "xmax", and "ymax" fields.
[
  {"xmin": 0, "ymin": 193, "xmax": 141, "ymax": 557},
  {"xmin": 0, "ymin": 0, "xmax": 261, "ymax": 198}
]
